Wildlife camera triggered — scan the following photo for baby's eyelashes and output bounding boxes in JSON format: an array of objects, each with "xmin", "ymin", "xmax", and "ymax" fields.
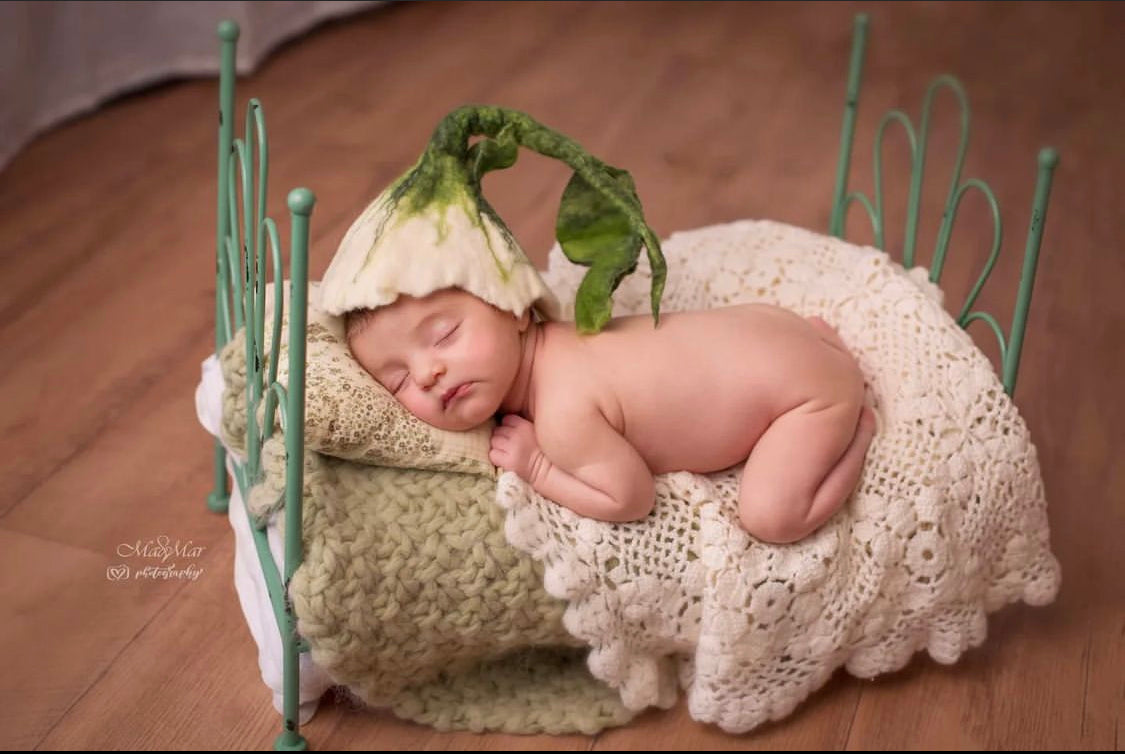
[
  {"xmin": 435, "ymin": 322, "xmax": 460, "ymax": 345},
  {"xmin": 381, "ymin": 370, "xmax": 407, "ymax": 394}
]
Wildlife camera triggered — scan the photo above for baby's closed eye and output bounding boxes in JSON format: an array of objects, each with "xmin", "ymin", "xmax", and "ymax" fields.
[
  {"xmin": 380, "ymin": 370, "xmax": 407, "ymax": 394},
  {"xmin": 435, "ymin": 321, "xmax": 459, "ymax": 344}
]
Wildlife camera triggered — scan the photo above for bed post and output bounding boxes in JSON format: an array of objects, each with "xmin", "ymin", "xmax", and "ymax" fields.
[
  {"xmin": 829, "ymin": 13, "xmax": 869, "ymax": 238},
  {"xmin": 208, "ymin": 20, "xmax": 239, "ymax": 514},
  {"xmin": 1003, "ymin": 148, "xmax": 1058, "ymax": 396},
  {"xmin": 275, "ymin": 189, "xmax": 314, "ymax": 753}
]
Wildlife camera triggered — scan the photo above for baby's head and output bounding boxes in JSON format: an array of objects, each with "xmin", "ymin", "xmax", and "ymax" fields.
[{"xmin": 346, "ymin": 287, "xmax": 531, "ymax": 432}]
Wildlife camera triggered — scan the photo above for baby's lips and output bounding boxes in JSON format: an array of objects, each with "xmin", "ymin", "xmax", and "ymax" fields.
[{"xmin": 441, "ymin": 382, "xmax": 471, "ymax": 407}]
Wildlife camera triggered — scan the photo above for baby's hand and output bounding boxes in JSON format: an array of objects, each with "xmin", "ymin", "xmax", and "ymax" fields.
[{"xmin": 490, "ymin": 414, "xmax": 548, "ymax": 483}]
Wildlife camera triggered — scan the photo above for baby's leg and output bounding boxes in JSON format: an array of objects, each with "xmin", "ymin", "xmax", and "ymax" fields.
[{"xmin": 738, "ymin": 402, "xmax": 876, "ymax": 544}]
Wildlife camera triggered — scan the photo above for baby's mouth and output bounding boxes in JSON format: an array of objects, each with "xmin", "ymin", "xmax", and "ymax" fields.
[{"xmin": 442, "ymin": 382, "xmax": 471, "ymax": 408}]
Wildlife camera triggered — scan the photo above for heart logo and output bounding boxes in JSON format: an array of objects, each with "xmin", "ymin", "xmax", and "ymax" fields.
[{"xmin": 106, "ymin": 564, "xmax": 130, "ymax": 581}]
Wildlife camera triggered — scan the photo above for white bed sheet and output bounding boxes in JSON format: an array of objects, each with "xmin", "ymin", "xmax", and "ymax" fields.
[{"xmin": 195, "ymin": 354, "xmax": 333, "ymax": 724}]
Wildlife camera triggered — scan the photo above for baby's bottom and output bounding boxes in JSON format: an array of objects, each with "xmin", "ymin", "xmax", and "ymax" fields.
[{"xmin": 737, "ymin": 317, "xmax": 876, "ymax": 544}]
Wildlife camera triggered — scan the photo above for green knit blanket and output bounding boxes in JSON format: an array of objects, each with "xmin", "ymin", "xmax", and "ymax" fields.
[{"xmin": 220, "ymin": 331, "xmax": 635, "ymax": 734}]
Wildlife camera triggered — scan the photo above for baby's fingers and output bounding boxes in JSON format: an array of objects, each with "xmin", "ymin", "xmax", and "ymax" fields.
[{"xmin": 501, "ymin": 413, "xmax": 531, "ymax": 429}]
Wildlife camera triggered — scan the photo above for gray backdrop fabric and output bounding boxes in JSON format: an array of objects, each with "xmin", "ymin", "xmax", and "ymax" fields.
[{"xmin": 0, "ymin": 1, "xmax": 383, "ymax": 173}]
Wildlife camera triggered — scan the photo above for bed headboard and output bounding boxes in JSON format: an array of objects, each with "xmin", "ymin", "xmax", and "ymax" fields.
[
  {"xmin": 208, "ymin": 20, "xmax": 313, "ymax": 750},
  {"xmin": 828, "ymin": 13, "xmax": 1058, "ymax": 397}
]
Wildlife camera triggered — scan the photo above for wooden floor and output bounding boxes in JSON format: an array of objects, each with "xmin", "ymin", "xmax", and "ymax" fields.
[{"xmin": 2, "ymin": 1, "xmax": 1121, "ymax": 750}]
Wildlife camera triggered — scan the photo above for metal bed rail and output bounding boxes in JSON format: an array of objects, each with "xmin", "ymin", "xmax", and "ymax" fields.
[{"xmin": 206, "ymin": 19, "xmax": 313, "ymax": 751}]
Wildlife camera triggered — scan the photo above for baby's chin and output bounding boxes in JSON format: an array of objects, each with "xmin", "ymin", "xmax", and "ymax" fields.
[
  {"xmin": 432, "ymin": 416, "xmax": 488, "ymax": 432},
  {"xmin": 422, "ymin": 399, "xmax": 501, "ymax": 432}
]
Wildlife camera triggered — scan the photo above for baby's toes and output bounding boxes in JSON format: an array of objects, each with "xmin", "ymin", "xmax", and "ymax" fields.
[{"xmin": 858, "ymin": 405, "xmax": 879, "ymax": 439}]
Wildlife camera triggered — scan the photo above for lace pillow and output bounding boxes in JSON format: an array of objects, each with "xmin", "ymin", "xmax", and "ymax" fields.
[{"xmin": 220, "ymin": 282, "xmax": 495, "ymax": 477}]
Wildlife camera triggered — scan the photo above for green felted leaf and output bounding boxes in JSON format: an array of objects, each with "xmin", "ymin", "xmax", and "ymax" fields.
[{"xmin": 557, "ymin": 169, "xmax": 643, "ymax": 333}]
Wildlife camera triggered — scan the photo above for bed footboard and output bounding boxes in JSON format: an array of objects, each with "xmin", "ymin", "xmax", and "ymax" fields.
[{"xmin": 829, "ymin": 13, "xmax": 1058, "ymax": 397}]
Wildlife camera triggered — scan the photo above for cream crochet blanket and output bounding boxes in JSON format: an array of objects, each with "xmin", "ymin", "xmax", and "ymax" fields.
[{"xmin": 497, "ymin": 220, "xmax": 1061, "ymax": 733}]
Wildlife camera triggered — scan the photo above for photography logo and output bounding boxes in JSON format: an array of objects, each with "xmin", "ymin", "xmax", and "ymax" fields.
[{"xmin": 108, "ymin": 535, "xmax": 206, "ymax": 582}]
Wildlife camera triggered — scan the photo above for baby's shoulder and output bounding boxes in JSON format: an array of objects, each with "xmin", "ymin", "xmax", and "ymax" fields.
[
  {"xmin": 533, "ymin": 383, "xmax": 601, "ymax": 428},
  {"xmin": 532, "ymin": 321, "xmax": 624, "ymax": 428},
  {"xmin": 532, "ymin": 379, "xmax": 615, "ymax": 440}
]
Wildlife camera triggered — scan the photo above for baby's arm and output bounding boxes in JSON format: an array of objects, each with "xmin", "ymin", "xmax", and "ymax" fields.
[{"xmin": 490, "ymin": 412, "xmax": 655, "ymax": 523}]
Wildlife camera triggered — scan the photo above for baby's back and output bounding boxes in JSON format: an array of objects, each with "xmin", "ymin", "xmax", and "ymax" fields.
[{"xmin": 535, "ymin": 304, "xmax": 864, "ymax": 474}]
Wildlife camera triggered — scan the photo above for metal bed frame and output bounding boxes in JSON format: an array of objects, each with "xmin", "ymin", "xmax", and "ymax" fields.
[{"xmin": 203, "ymin": 13, "xmax": 1057, "ymax": 750}]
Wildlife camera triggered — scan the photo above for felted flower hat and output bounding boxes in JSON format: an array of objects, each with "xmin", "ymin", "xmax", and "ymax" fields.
[{"xmin": 318, "ymin": 105, "xmax": 667, "ymax": 334}]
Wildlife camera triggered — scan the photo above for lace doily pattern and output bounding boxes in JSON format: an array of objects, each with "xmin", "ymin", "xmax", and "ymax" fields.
[{"xmin": 496, "ymin": 219, "xmax": 1060, "ymax": 733}]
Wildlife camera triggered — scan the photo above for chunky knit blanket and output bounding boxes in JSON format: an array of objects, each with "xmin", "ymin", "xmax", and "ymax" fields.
[
  {"xmin": 494, "ymin": 219, "xmax": 1061, "ymax": 733},
  {"xmin": 221, "ymin": 337, "xmax": 636, "ymax": 734}
]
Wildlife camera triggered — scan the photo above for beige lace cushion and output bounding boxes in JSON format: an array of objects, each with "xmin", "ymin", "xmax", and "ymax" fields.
[{"xmin": 221, "ymin": 282, "xmax": 495, "ymax": 476}]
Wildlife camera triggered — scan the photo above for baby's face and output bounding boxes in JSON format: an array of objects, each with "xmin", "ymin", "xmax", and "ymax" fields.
[{"xmin": 349, "ymin": 288, "xmax": 528, "ymax": 431}]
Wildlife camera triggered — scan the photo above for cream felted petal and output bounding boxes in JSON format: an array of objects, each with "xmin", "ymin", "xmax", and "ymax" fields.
[{"xmin": 319, "ymin": 180, "xmax": 560, "ymax": 321}]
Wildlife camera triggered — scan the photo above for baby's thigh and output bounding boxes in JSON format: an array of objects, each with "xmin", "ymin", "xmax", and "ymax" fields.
[{"xmin": 742, "ymin": 399, "xmax": 863, "ymax": 499}]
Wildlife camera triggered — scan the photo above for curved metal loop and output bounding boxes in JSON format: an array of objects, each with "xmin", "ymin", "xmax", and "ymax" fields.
[
  {"xmin": 222, "ymin": 234, "xmax": 241, "ymax": 339},
  {"xmin": 217, "ymin": 284, "xmax": 233, "ymax": 346},
  {"xmin": 916, "ymin": 75, "xmax": 971, "ymax": 276},
  {"xmin": 229, "ymin": 138, "xmax": 254, "ymax": 309},
  {"xmin": 961, "ymin": 311, "xmax": 1008, "ymax": 366},
  {"xmin": 841, "ymin": 191, "xmax": 881, "ymax": 246},
  {"xmin": 247, "ymin": 99, "xmax": 269, "ymax": 359},
  {"xmin": 948, "ymin": 179, "xmax": 1004, "ymax": 324},
  {"xmin": 225, "ymin": 138, "xmax": 250, "ymax": 332},
  {"xmin": 873, "ymin": 109, "xmax": 918, "ymax": 253},
  {"xmin": 226, "ymin": 101, "xmax": 275, "ymax": 481},
  {"xmin": 268, "ymin": 382, "xmax": 289, "ymax": 435},
  {"xmin": 261, "ymin": 217, "xmax": 284, "ymax": 443},
  {"xmin": 229, "ymin": 136, "xmax": 267, "ymax": 479}
]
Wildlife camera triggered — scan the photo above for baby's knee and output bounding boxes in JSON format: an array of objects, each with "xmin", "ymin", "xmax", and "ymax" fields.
[{"xmin": 738, "ymin": 497, "xmax": 810, "ymax": 544}]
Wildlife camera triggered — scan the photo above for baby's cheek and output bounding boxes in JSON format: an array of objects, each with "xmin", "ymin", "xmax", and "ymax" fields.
[{"xmin": 398, "ymin": 393, "xmax": 429, "ymax": 420}]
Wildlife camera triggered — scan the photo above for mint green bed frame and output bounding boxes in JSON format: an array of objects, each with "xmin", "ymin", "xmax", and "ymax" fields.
[{"xmin": 204, "ymin": 13, "xmax": 1057, "ymax": 751}]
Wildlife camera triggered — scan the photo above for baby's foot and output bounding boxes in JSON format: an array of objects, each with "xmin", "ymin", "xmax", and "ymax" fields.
[{"xmin": 857, "ymin": 405, "xmax": 878, "ymax": 442}]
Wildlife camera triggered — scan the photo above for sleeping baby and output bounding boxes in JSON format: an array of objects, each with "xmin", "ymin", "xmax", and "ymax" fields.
[
  {"xmin": 320, "ymin": 104, "xmax": 875, "ymax": 544},
  {"xmin": 345, "ymin": 287, "xmax": 875, "ymax": 544}
]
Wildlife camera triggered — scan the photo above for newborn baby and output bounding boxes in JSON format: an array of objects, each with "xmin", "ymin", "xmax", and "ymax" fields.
[{"xmin": 347, "ymin": 287, "xmax": 876, "ymax": 544}]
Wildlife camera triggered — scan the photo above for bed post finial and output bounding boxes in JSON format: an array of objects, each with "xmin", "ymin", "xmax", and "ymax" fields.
[
  {"xmin": 217, "ymin": 19, "xmax": 240, "ymax": 42},
  {"xmin": 287, "ymin": 187, "xmax": 316, "ymax": 216}
]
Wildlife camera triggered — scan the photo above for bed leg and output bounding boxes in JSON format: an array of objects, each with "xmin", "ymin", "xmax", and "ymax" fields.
[
  {"xmin": 207, "ymin": 440, "xmax": 230, "ymax": 513},
  {"xmin": 274, "ymin": 728, "xmax": 307, "ymax": 751},
  {"xmin": 273, "ymin": 674, "xmax": 308, "ymax": 749},
  {"xmin": 273, "ymin": 611, "xmax": 308, "ymax": 750}
]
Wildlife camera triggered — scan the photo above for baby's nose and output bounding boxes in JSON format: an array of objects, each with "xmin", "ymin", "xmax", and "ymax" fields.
[{"xmin": 420, "ymin": 363, "xmax": 445, "ymax": 389}]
